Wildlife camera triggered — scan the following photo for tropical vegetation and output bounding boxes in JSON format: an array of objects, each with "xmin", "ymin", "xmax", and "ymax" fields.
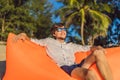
[
  {"xmin": 56, "ymin": 0, "xmax": 114, "ymax": 45},
  {"xmin": 0, "ymin": 0, "xmax": 53, "ymax": 41},
  {"xmin": 0, "ymin": 0, "xmax": 120, "ymax": 47}
]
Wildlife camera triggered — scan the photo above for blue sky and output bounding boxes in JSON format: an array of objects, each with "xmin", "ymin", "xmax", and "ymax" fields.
[
  {"xmin": 48, "ymin": 0, "xmax": 63, "ymax": 23},
  {"xmin": 108, "ymin": 18, "xmax": 120, "ymax": 44},
  {"xmin": 48, "ymin": 0, "xmax": 64, "ymax": 12}
]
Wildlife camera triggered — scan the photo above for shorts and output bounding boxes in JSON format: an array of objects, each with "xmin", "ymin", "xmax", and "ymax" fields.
[{"xmin": 60, "ymin": 59, "xmax": 85, "ymax": 75}]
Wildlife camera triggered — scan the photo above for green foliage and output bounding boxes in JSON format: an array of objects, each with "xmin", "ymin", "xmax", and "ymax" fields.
[
  {"xmin": 88, "ymin": 10, "xmax": 111, "ymax": 35},
  {"xmin": 28, "ymin": 0, "xmax": 53, "ymax": 39},
  {"xmin": 0, "ymin": 0, "xmax": 53, "ymax": 41}
]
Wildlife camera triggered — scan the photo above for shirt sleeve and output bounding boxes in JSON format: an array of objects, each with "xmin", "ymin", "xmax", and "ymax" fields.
[
  {"xmin": 69, "ymin": 43, "xmax": 91, "ymax": 53},
  {"xmin": 31, "ymin": 38, "xmax": 47, "ymax": 46}
]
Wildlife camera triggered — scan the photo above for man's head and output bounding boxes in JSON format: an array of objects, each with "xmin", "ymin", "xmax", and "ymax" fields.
[{"xmin": 51, "ymin": 23, "xmax": 67, "ymax": 42}]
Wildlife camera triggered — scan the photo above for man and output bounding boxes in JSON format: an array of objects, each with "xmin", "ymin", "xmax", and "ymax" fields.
[{"xmin": 15, "ymin": 23, "xmax": 113, "ymax": 80}]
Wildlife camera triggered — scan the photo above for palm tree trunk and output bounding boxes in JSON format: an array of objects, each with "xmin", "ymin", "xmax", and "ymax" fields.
[
  {"xmin": 18, "ymin": 0, "xmax": 22, "ymax": 6},
  {"xmin": 81, "ymin": 23, "xmax": 85, "ymax": 45},
  {"xmin": 1, "ymin": 15, "xmax": 5, "ymax": 41},
  {"xmin": 92, "ymin": 36, "xmax": 94, "ymax": 46},
  {"xmin": 2, "ymin": 16, "xmax": 5, "ymax": 33},
  {"xmin": 80, "ymin": 9, "xmax": 85, "ymax": 45}
]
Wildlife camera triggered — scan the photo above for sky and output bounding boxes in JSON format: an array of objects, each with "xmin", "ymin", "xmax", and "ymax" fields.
[
  {"xmin": 108, "ymin": 18, "xmax": 120, "ymax": 44},
  {"xmin": 48, "ymin": 0, "xmax": 63, "ymax": 23}
]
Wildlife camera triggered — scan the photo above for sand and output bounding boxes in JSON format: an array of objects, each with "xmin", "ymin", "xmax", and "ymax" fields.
[{"xmin": 0, "ymin": 45, "xmax": 6, "ymax": 61}]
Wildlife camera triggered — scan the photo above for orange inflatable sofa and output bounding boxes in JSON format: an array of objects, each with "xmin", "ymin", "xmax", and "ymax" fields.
[{"xmin": 3, "ymin": 33, "xmax": 120, "ymax": 80}]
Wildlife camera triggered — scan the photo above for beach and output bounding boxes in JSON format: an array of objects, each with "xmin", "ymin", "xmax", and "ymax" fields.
[{"xmin": 0, "ymin": 45, "xmax": 6, "ymax": 61}]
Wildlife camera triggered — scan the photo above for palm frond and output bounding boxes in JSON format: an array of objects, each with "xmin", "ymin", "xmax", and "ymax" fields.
[
  {"xmin": 88, "ymin": 9, "xmax": 111, "ymax": 36},
  {"xmin": 79, "ymin": 8, "xmax": 85, "ymax": 24},
  {"xmin": 65, "ymin": 11, "xmax": 79, "ymax": 27}
]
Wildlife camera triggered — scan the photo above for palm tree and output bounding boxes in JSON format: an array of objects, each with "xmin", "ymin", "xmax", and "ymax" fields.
[{"xmin": 56, "ymin": 0, "xmax": 113, "ymax": 45}]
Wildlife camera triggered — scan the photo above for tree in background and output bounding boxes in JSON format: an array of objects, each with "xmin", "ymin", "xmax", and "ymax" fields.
[
  {"xmin": 56, "ymin": 0, "xmax": 113, "ymax": 46},
  {"xmin": 0, "ymin": 0, "xmax": 14, "ymax": 41},
  {"xmin": 0, "ymin": 0, "xmax": 53, "ymax": 41},
  {"xmin": 0, "ymin": 0, "xmax": 34, "ymax": 41},
  {"xmin": 105, "ymin": 0, "xmax": 120, "ymax": 47},
  {"xmin": 28, "ymin": 0, "xmax": 53, "ymax": 39},
  {"xmin": 86, "ymin": 0, "xmax": 120, "ymax": 47}
]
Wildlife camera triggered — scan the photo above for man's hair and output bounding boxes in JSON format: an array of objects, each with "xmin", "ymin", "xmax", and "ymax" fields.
[{"xmin": 50, "ymin": 23, "xmax": 64, "ymax": 35}]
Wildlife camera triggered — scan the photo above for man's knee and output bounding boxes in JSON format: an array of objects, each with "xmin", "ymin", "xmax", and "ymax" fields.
[
  {"xmin": 85, "ymin": 69, "xmax": 99, "ymax": 80},
  {"xmin": 71, "ymin": 67, "xmax": 88, "ymax": 79},
  {"xmin": 87, "ymin": 69, "xmax": 94, "ymax": 76},
  {"xmin": 71, "ymin": 67, "xmax": 97, "ymax": 80},
  {"xmin": 93, "ymin": 49, "xmax": 105, "ymax": 56},
  {"xmin": 92, "ymin": 50, "xmax": 107, "ymax": 62}
]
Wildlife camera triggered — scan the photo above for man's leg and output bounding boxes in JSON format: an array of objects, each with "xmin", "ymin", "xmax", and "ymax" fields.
[
  {"xmin": 71, "ymin": 67, "xmax": 98, "ymax": 80},
  {"xmin": 81, "ymin": 50, "xmax": 113, "ymax": 80},
  {"xmin": 95, "ymin": 50, "xmax": 113, "ymax": 80}
]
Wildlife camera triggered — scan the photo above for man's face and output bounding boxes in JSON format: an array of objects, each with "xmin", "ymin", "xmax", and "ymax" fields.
[{"xmin": 53, "ymin": 26, "xmax": 67, "ymax": 40}]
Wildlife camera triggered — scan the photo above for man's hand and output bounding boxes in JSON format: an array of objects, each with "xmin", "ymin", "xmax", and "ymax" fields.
[
  {"xmin": 13, "ymin": 33, "xmax": 30, "ymax": 42},
  {"xmin": 91, "ymin": 46, "xmax": 106, "ymax": 54}
]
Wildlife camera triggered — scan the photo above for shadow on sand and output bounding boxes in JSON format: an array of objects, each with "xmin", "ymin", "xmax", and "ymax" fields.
[{"xmin": 0, "ymin": 61, "xmax": 6, "ymax": 80}]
